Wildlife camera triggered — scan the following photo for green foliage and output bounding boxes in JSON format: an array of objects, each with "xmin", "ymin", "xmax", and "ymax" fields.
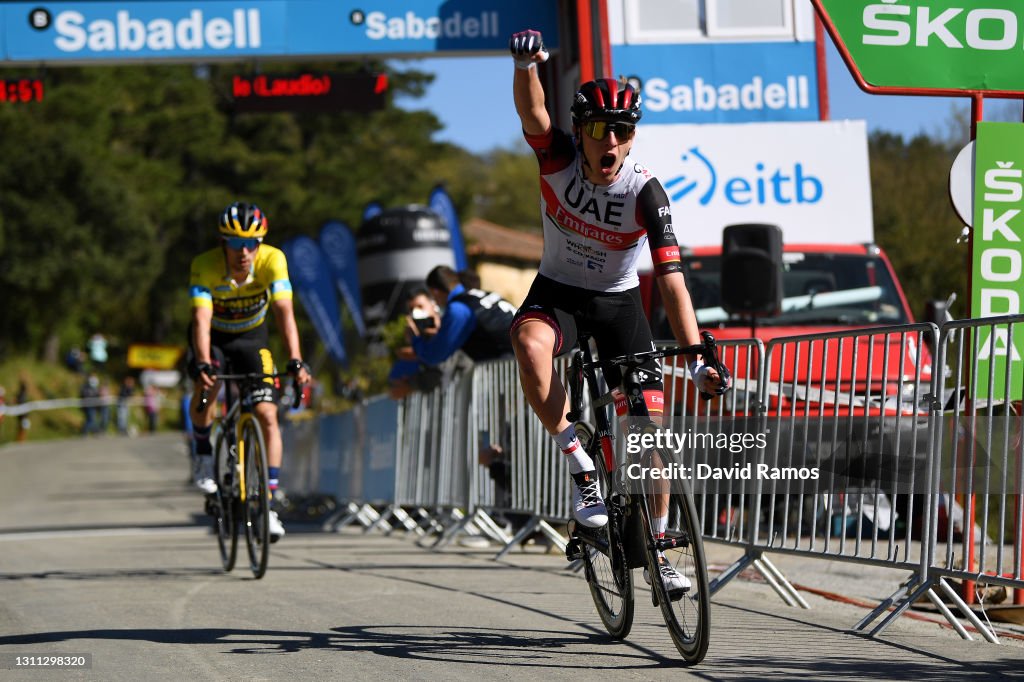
[
  {"xmin": 473, "ymin": 143, "xmax": 542, "ymax": 232},
  {"xmin": 0, "ymin": 61, "xmax": 458, "ymax": 360},
  {"xmin": 0, "ymin": 59, "xmax": 548, "ymax": 404},
  {"xmin": 868, "ymin": 130, "xmax": 968, "ymax": 319}
]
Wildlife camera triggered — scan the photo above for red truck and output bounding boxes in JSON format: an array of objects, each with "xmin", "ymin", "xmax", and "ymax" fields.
[{"xmin": 640, "ymin": 241, "xmax": 933, "ymax": 417}]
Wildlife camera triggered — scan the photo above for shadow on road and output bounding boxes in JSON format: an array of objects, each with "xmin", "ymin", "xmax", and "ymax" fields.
[
  {"xmin": 0, "ymin": 567, "xmax": 224, "ymax": 582},
  {"xmin": 1, "ymin": 625, "xmax": 1021, "ymax": 677},
  {"xmin": 0, "ymin": 625, "xmax": 643, "ymax": 667}
]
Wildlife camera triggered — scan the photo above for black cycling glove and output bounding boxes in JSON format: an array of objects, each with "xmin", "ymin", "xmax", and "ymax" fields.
[{"xmin": 509, "ymin": 29, "xmax": 549, "ymax": 69}]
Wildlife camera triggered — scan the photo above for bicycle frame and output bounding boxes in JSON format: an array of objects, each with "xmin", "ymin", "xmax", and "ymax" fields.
[
  {"xmin": 566, "ymin": 331, "xmax": 721, "ymax": 663},
  {"xmin": 200, "ymin": 371, "xmax": 300, "ymax": 503},
  {"xmin": 200, "ymin": 369, "xmax": 300, "ymax": 580},
  {"xmin": 571, "ymin": 339, "xmax": 652, "ymax": 568},
  {"xmin": 217, "ymin": 393, "xmax": 257, "ymax": 503}
]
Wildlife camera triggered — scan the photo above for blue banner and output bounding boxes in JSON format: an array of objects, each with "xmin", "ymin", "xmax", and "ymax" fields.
[
  {"xmin": 2, "ymin": 1, "xmax": 559, "ymax": 63},
  {"xmin": 362, "ymin": 397, "xmax": 398, "ymax": 503},
  {"xmin": 319, "ymin": 220, "xmax": 366, "ymax": 338},
  {"xmin": 612, "ymin": 42, "xmax": 819, "ymax": 125},
  {"xmin": 428, "ymin": 184, "xmax": 468, "ymax": 272},
  {"xmin": 281, "ymin": 236, "xmax": 347, "ymax": 366}
]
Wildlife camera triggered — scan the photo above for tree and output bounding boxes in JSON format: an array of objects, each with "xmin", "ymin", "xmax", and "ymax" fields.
[
  {"xmin": 0, "ymin": 60, "xmax": 464, "ymax": 359},
  {"xmin": 868, "ymin": 100, "xmax": 1024, "ymax": 321},
  {"xmin": 869, "ymin": 130, "xmax": 968, "ymax": 320}
]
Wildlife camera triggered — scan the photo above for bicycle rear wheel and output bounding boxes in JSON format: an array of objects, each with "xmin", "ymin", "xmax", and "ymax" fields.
[
  {"xmin": 212, "ymin": 428, "xmax": 238, "ymax": 572},
  {"xmin": 575, "ymin": 422, "xmax": 634, "ymax": 639},
  {"xmin": 648, "ymin": 478, "xmax": 711, "ymax": 664},
  {"xmin": 241, "ymin": 417, "xmax": 270, "ymax": 579}
]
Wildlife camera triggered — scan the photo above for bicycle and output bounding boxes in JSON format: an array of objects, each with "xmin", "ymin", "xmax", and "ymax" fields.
[
  {"xmin": 564, "ymin": 331, "xmax": 727, "ymax": 664},
  {"xmin": 199, "ymin": 371, "xmax": 300, "ymax": 580}
]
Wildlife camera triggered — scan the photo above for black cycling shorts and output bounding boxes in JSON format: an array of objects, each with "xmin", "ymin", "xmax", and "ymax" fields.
[
  {"xmin": 187, "ymin": 325, "xmax": 277, "ymax": 404},
  {"xmin": 510, "ymin": 274, "xmax": 663, "ymax": 393}
]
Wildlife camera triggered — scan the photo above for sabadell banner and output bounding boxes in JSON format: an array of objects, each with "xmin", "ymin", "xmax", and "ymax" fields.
[
  {"xmin": 629, "ymin": 120, "xmax": 873, "ymax": 248},
  {"xmin": 1, "ymin": 0, "xmax": 559, "ymax": 62},
  {"xmin": 613, "ymin": 42, "xmax": 820, "ymax": 125}
]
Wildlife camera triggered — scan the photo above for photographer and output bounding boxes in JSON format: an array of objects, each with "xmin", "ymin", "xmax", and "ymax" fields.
[
  {"xmin": 411, "ymin": 265, "xmax": 516, "ymax": 364},
  {"xmin": 387, "ymin": 289, "xmax": 446, "ymax": 399}
]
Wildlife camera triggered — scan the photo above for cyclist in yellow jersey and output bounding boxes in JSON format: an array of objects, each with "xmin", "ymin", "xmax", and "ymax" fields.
[{"xmin": 188, "ymin": 202, "xmax": 311, "ymax": 542}]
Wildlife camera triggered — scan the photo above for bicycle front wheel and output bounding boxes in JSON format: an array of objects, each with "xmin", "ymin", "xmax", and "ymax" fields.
[
  {"xmin": 651, "ymin": 478, "xmax": 711, "ymax": 664},
  {"xmin": 240, "ymin": 416, "xmax": 270, "ymax": 579},
  {"xmin": 212, "ymin": 428, "xmax": 238, "ymax": 572},
  {"xmin": 575, "ymin": 422, "xmax": 634, "ymax": 639}
]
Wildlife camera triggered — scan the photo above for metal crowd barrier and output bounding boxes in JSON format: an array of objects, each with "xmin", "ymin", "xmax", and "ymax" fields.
[
  {"xmin": 285, "ymin": 316, "xmax": 1024, "ymax": 644},
  {"xmin": 924, "ymin": 314, "xmax": 1024, "ymax": 635},
  {"xmin": 690, "ymin": 325, "xmax": 943, "ymax": 625}
]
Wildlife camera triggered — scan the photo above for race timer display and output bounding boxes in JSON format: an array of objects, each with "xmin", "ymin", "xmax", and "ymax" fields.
[{"xmin": 0, "ymin": 78, "xmax": 44, "ymax": 103}]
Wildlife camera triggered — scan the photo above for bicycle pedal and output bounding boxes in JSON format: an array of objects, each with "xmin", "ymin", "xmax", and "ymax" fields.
[
  {"xmin": 667, "ymin": 586, "xmax": 689, "ymax": 602},
  {"xmin": 565, "ymin": 538, "xmax": 584, "ymax": 562},
  {"xmin": 203, "ymin": 496, "xmax": 218, "ymax": 517}
]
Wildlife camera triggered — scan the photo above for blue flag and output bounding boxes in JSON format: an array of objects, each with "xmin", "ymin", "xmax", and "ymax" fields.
[
  {"xmin": 281, "ymin": 236, "xmax": 348, "ymax": 366},
  {"xmin": 428, "ymin": 185, "xmax": 468, "ymax": 271},
  {"xmin": 319, "ymin": 221, "xmax": 366, "ymax": 338},
  {"xmin": 362, "ymin": 201, "xmax": 383, "ymax": 222}
]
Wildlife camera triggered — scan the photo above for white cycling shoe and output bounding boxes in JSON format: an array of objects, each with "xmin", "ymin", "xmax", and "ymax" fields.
[
  {"xmin": 193, "ymin": 455, "xmax": 217, "ymax": 495},
  {"xmin": 571, "ymin": 471, "xmax": 608, "ymax": 528},
  {"xmin": 268, "ymin": 510, "xmax": 285, "ymax": 543},
  {"xmin": 644, "ymin": 558, "xmax": 692, "ymax": 595}
]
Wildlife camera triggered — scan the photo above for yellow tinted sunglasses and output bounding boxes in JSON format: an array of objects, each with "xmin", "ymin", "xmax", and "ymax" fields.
[{"xmin": 582, "ymin": 120, "xmax": 636, "ymax": 140}]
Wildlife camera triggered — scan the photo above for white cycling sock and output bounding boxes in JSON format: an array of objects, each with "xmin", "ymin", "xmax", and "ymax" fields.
[
  {"xmin": 555, "ymin": 424, "xmax": 593, "ymax": 474},
  {"xmin": 654, "ymin": 515, "xmax": 668, "ymax": 538}
]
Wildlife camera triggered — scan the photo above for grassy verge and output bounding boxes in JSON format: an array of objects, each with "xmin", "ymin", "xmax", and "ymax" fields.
[{"xmin": 0, "ymin": 357, "xmax": 183, "ymax": 444}]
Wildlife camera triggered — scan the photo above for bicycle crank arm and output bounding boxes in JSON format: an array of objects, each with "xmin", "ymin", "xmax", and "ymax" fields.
[
  {"xmin": 568, "ymin": 522, "xmax": 611, "ymax": 557},
  {"xmin": 653, "ymin": 534, "xmax": 691, "ymax": 552}
]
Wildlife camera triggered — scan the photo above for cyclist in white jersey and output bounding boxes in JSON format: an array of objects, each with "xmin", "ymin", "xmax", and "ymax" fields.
[{"xmin": 508, "ymin": 29, "xmax": 729, "ymax": 591}]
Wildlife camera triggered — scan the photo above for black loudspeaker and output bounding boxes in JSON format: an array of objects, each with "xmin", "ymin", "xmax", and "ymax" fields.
[{"xmin": 721, "ymin": 223, "xmax": 783, "ymax": 316}]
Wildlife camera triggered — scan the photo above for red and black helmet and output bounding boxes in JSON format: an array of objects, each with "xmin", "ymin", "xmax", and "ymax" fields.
[{"xmin": 570, "ymin": 78, "xmax": 642, "ymax": 125}]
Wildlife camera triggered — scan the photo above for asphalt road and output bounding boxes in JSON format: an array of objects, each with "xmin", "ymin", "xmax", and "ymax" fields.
[{"xmin": 0, "ymin": 434, "xmax": 1022, "ymax": 680}]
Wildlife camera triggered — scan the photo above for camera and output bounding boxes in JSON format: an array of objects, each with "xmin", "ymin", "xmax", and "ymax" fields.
[{"xmin": 414, "ymin": 315, "xmax": 437, "ymax": 331}]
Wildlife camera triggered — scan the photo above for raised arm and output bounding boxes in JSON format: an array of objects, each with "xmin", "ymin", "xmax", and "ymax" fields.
[{"xmin": 509, "ymin": 29, "xmax": 551, "ymax": 136}]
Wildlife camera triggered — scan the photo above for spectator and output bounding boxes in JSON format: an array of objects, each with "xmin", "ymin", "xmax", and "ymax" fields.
[
  {"xmin": 98, "ymin": 381, "xmax": 112, "ymax": 433},
  {"xmin": 117, "ymin": 375, "xmax": 136, "ymax": 435},
  {"xmin": 65, "ymin": 346, "xmax": 85, "ymax": 373},
  {"xmin": 458, "ymin": 269, "xmax": 482, "ymax": 289},
  {"xmin": 143, "ymin": 384, "xmax": 160, "ymax": 433},
  {"xmin": 15, "ymin": 379, "xmax": 30, "ymax": 442},
  {"xmin": 181, "ymin": 384, "xmax": 194, "ymax": 483},
  {"xmin": 387, "ymin": 290, "xmax": 445, "ymax": 399},
  {"xmin": 412, "ymin": 264, "xmax": 516, "ymax": 365},
  {"xmin": 181, "ymin": 386, "xmax": 193, "ymax": 444},
  {"xmin": 87, "ymin": 333, "xmax": 109, "ymax": 371},
  {"xmin": 80, "ymin": 373, "xmax": 101, "ymax": 435}
]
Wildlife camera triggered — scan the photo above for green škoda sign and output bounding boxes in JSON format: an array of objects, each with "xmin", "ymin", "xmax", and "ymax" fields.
[
  {"xmin": 815, "ymin": 0, "xmax": 1024, "ymax": 93},
  {"xmin": 972, "ymin": 122, "xmax": 1024, "ymax": 401}
]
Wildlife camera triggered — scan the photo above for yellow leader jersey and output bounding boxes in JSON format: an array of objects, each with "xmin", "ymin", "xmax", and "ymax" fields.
[{"xmin": 189, "ymin": 244, "xmax": 293, "ymax": 334}]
